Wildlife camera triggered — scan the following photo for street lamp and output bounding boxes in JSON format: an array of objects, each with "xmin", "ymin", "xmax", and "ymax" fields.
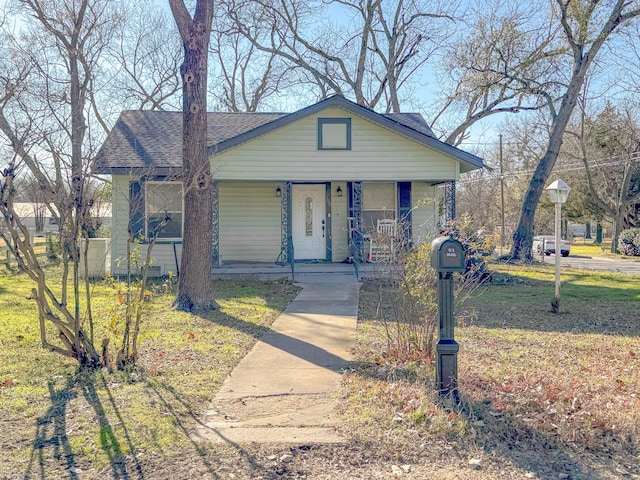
[{"xmin": 546, "ymin": 179, "xmax": 571, "ymax": 313}]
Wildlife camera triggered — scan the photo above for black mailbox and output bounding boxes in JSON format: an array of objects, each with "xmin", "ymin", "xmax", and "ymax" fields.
[{"xmin": 431, "ymin": 236, "xmax": 466, "ymax": 273}]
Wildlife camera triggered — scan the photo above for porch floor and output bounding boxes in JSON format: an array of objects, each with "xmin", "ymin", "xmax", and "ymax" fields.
[{"xmin": 212, "ymin": 261, "xmax": 401, "ymax": 282}]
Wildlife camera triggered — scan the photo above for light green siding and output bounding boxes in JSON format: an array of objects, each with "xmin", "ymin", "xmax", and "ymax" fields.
[
  {"xmin": 110, "ymin": 177, "xmax": 443, "ymax": 270},
  {"xmin": 110, "ymin": 175, "xmax": 131, "ymax": 276},
  {"xmin": 411, "ymin": 182, "xmax": 440, "ymax": 244},
  {"xmin": 330, "ymin": 182, "xmax": 349, "ymax": 261},
  {"xmin": 219, "ymin": 181, "xmax": 281, "ymax": 262},
  {"xmin": 213, "ymin": 107, "xmax": 459, "ymax": 182}
]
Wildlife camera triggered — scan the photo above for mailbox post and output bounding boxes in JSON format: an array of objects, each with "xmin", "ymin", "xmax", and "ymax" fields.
[{"xmin": 431, "ymin": 236, "xmax": 466, "ymax": 398}]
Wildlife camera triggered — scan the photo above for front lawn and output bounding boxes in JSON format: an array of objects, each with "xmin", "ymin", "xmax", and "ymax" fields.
[
  {"xmin": 0, "ymin": 266, "xmax": 300, "ymax": 479},
  {"xmin": 570, "ymin": 241, "xmax": 640, "ymax": 260},
  {"xmin": 1, "ymin": 262, "xmax": 639, "ymax": 479}
]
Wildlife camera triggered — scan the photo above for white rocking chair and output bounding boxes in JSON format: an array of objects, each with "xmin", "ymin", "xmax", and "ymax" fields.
[{"xmin": 368, "ymin": 219, "xmax": 397, "ymax": 262}]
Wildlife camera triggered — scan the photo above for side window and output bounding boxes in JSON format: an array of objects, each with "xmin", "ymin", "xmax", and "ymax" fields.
[
  {"xmin": 129, "ymin": 181, "xmax": 144, "ymax": 238},
  {"xmin": 145, "ymin": 182, "xmax": 183, "ymax": 239}
]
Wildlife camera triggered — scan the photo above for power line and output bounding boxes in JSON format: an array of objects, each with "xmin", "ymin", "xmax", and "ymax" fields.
[{"xmin": 459, "ymin": 152, "xmax": 640, "ymax": 184}]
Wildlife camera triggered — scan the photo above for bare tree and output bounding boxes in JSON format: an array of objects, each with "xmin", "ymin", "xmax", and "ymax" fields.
[
  {"xmin": 1, "ymin": 162, "xmax": 100, "ymax": 364},
  {"xmin": 457, "ymin": 115, "xmax": 552, "ymax": 244},
  {"xmin": 0, "ymin": 0, "xmax": 210, "ymax": 363},
  {"xmin": 223, "ymin": 0, "xmax": 455, "ymax": 112},
  {"xmin": 102, "ymin": 0, "xmax": 183, "ymax": 117},
  {"xmin": 610, "ymin": 18, "xmax": 640, "ymax": 98},
  {"xmin": 0, "ymin": 0, "xmax": 124, "ymax": 366},
  {"xmin": 509, "ymin": 0, "xmax": 640, "ymax": 261},
  {"xmin": 209, "ymin": 8, "xmax": 300, "ymax": 112},
  {"xmin": 431, "ymin": 1, "xmax": 566, "ymax": 146},
  {"xmin": 565, "ymin": 103, "xmax": 640, "ymax": 252},
  {"xmin": 169, "ymin": 0, "xmax": 217, "ymax": 312}
]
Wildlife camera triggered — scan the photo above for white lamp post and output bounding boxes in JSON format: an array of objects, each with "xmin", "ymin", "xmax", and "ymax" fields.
[{"xmin": 546, "ymin": 179, "xmax": 571, "ymax": 311}]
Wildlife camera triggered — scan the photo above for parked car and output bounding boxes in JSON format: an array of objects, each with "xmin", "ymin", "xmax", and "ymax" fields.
[{"xmin": 533, "ymin": 235, "xmax": 571, "ymax": 257}]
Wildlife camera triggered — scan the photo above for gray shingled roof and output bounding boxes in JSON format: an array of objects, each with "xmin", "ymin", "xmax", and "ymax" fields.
[
  {"xmin": 94, "ymin": 111, "xmax": 286, "ymax": 174},
  {"xmin": 95, "ymin": 96, "xmax": 481, "ymax": 174},
  {"xmin": 383, "ymin": 112, "xmax": 434, "ymax": 137}
]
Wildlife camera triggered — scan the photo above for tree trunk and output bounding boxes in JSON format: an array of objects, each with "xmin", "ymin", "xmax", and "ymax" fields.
[
  {"xmin": 611, "ymin": 216, "xmax": 623, "ymax": 254},
  {"xmin": 510, "ymin": 61, "xmax": 589, "ymax": 260},
  {"xmin": 170, "ymin": 0, "xmax": 217, "ymax": 312},
  {"xmin": 510, "ymin": 90, "xmax": 579, "ymax": 261}
]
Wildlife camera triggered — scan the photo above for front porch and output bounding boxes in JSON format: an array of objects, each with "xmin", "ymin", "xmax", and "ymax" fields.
[{"xmin": 211, "ymin": 261, "xmax": 401, "ymax": 282}]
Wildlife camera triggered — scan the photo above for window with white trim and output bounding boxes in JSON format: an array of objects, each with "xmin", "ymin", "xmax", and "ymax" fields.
[
  {"xmin": 362, "ymin": 182, "xmax": 396, "ymax": 233},
  {"xmin": 145, "ymin": 181, "xmax": 183, "ymax": 239}
]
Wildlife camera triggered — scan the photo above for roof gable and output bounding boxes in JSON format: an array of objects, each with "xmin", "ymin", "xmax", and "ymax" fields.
[{"xmin": 210, "ymin": 97, "xmax": 482, "ymax": 171}]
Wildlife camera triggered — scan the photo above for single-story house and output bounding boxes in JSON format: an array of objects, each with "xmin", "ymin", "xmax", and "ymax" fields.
[{"xmin": 94, "ymin": 95, "xmax": 482, "ymax": 276}]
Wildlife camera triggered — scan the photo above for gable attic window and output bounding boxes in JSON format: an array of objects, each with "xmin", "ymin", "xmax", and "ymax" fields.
[
  {"xmin": 145, "ymin": 181, "xmax": 183, "ymax": 239},
  {"xmin": 318, "ymin": 118, "xmax": 351, "ymax": 150}
]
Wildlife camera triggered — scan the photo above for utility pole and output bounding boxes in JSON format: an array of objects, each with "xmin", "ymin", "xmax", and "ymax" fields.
[{"xmin": 499, "ymin": 134, "xmax": 505, "ymax": 255}]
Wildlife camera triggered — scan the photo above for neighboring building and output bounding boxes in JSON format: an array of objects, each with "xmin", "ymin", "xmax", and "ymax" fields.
[
  {"xmin": 10, "ymin": 203, "xmax": 59, "ymax": 234},
  {"xmin": 94, "ymin": 96, "xmax": 483, "ymax": 276},
  {"xmin": 3, "ymin": 202, "xmax": 112, "ymax": 236}
]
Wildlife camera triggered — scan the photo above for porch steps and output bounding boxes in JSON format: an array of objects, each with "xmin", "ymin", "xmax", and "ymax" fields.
[{"xmin": 213, "ymin": 263, "xmax": 359, "ymax": 282}]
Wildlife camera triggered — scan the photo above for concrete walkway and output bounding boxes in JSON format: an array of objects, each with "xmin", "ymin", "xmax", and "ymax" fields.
[{"xmin": 192, "ymin": 281, "xmax": 360, "ymax": 444}]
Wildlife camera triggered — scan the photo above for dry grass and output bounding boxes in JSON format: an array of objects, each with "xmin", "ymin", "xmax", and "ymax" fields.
[
  {"xmin": 0, "ymin": 234, "xmax": 48, "ymax": 258},
  {"xmin": 341, "ymin": 265, "xmax": 640, "ymax": 479}
]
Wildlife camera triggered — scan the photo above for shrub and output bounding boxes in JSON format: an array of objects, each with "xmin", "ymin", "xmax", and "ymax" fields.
[
  {"xmin": 618, "ymin": 228, "xmax": 640, "ymax": 256},
  {"xmin": 370, "ymin": 226, "xmax": 488, "ymax": 365}
]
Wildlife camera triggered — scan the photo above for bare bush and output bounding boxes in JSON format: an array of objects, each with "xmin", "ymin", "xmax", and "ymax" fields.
[{"xmin": 367, "ymin": 220, "xmax": 488, "ymax": 365}]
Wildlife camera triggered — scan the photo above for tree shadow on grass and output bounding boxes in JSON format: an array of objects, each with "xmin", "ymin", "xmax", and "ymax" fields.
[
  {"xmin": 22, "ymin": 364, "xmax": 275, "ymax": 480},
  {"xmin": 147, "ymin": 381, "xmax": 276, "ymax": 478},
  {"xmin": 348, "ymin": 363, "xmax": 617, "ymax": 480},
  {"xmin": 25, "ymin": 376, "xmax": 78, "ymax": 480},
  {"xmin": 142, "ymin": 381, "xmax": 219, "ymax": 478},
  {"xmin": 80, "ymin": 371, "xmax": 144, "ymax": 479},
  {"xmin": 198, "ymin": 308, "xmax": 272, "ymax": 339},
  {"xmin": 24, "ymin": 370, "xmax": 143, "ymax": 480}
]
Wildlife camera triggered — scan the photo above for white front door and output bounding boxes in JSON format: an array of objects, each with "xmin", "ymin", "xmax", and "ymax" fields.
[{"xmin": 292, "ymin": 184, "xmax": 326, "ymax": 260}]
